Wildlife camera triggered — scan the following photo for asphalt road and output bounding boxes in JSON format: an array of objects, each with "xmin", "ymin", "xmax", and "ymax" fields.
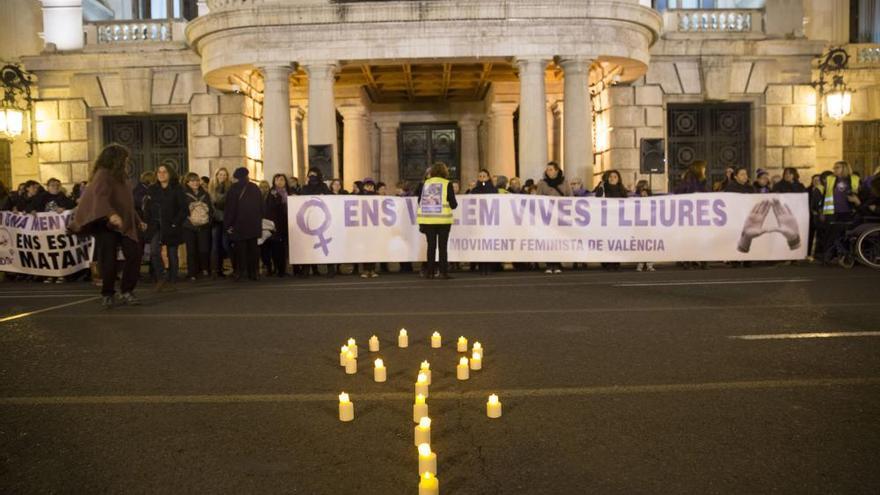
[{"xmin": 1, "ymin": 264, "xmax": 879, "ymax": 494}]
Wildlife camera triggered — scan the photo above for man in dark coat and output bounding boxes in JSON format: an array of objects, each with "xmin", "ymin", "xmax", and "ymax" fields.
[{"xmin": 224, "ymin": 167, "xmax": 263, "ymax": 281}]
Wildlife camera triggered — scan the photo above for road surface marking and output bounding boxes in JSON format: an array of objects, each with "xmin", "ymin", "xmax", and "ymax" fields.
[
  {"xmin": 615, "ymin": 279, "xmax": 812, "ymax": 287},
  {"xmin": 730, "ymin": 331, "xmax": 880, "ymax": 340},
  {"xmin": 0, "ymin": 297, "xmax": 99, "ymax": 323},
  {"xmin": 1, "ymin": 377, "xmax": 877, "ymax": 406},
  {"xmin": 0, "ymin": 294, "xmax": 96, "ymax": 299}
]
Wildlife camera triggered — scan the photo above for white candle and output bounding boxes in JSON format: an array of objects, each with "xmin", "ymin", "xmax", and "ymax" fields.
[
  {"xmin": 399, "ymin": 329, "xmax": 409, "ymax": 348},
  {"xmin": 457, "ymin": 336, "xmax": 468, "ymax": 352},
  {"xmin": 344, "ymin": 351, "xmax": 357, "ymax": 375},
  {"xmin": 339, "ymin": 345, "xmax": 349, "ymax": 367},
  {"xmin": 369, "ymin": 335, "xmax": 380, "ymax": 352},
  {"xmin": 374, "ymin": 358, "xmax": 387, "ymax": 382},
  {"xmin": 418, "ymin": 472, "xmax": 439, "ymax": 495},
  {"xmin": 486, "ymin": 394, "xmax": 502, "ymax": 419},
  {"xmin": 347, "ymin": 338, "xmax": 358, "ymax": 359},
  {"xmin": 469, "ymin": 351, "xmax": 482, "ymax": 371},
  {"xmin": 338, "ymin": 392, "xmax": 354, "ymax": 422},
  {"xmin": 414, "ymin": 416, "xmax": 431, "ymax": 446},
  {"xmin": 472, "ymin": 341, "xmax": 483, "ymax": 358},
  {"xmin": 420, "ymin": 360, "xmax": 432, "ymax": 385},
  {"xmin": 413, "ymin": 393, "xmax": 428, "ymax": 423},
  {"xmin": 431, "ymin": 331, "xmax": 442, "ymax": 348},
  {"xmin": 415, "ymin": 372, "xmax": 429, "ymax": 398},
  {"xmin": 457, "ymin": 357, "xmax": 469, "ymax": 380},
  {"xmin": 417, "ymin": 443, "xmax": 438, "ymax": 476}
]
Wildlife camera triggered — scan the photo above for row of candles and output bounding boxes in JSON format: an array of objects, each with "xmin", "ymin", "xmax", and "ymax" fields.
[{"xmin": 336, "ymin": 329, "xmax": 502, "ymax": 494}]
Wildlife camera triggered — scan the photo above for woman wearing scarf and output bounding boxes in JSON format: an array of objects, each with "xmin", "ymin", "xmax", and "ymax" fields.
[
  {"xmin": 536, "ymin": 162, "xmax": 572, "ymax": 274},
  {"xmin": 264, "ymin": 173, "xmax": 291, "ymax": 277},
  {"xmin": 224, "ymin": 167, "xmax": 264, "ymax": 281},
  {"xmin": 70, "ymin": 144, "xmax": 144, "ymax": 308},
  {"xmin": 594, "ymin": 170, "xmax": 628, "ymax": 271}
]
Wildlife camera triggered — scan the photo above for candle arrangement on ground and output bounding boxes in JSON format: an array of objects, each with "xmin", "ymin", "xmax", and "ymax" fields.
[{"xmin": 334, "ymin": 329, "xmax": 501, "ymax": 493}]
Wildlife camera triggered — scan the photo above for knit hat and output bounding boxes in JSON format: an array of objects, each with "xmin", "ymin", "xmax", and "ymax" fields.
[
  {"xmin": 756, "ymin": 168, "xmax": 768, "ymax": 178},
  {"xmin": 233, "ymin": 167, "xmax": 249, "ymax": 180},
  {"xmin": 363, "ymin": 177, "xmax": 376, "ymax": 186}
]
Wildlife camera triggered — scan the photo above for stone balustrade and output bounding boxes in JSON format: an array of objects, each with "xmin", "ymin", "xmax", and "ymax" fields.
[
  {"xmin": 671, "ymin": 10, "xmax": 760, "ymax": 34},
  {"xmin": 858, "ymin": 45, "xmax": 880, "ymax": 64},
  {"xmin": 92, "ymin": 20, "xmax": 174, "ymax": 44}
]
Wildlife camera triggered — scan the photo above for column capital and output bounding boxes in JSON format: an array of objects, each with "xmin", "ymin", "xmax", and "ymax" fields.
[
  {"xmin": 301, "ymin": 61, "xmax": 339, "ymax": 79},
  {"xmin": 458, "ymin": 118, "xmax": 480, "ymax": 130},
  {"xmin": 338, "ymin": 105, "xmax": 367, "ymax": 121},
  {"xmin": 261, "ymin": 64, "xmax": 294, "ymax": 79},
  {"xmin": 375, "ymin": 120, "xmax": 400, "ymax": 132},
  {"xmin": 487, "ymin": 102, "xmax": 518, "ymax": 117},
  {"xmin": 514, "ymin": 57, "xmax": 551, "ymax": 73},
  {"xmin": 558, "ymin": 58, "xmax": 594, "ymax": 75}
]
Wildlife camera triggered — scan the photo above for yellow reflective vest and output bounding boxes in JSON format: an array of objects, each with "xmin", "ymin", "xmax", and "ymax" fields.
[
  {"xmin": 822, "ymin": 175, "xmax": 860, "ymax": 215},
  {"xmin": 417, "ymin": 177, "xmax": 453, "ymax": 225}
]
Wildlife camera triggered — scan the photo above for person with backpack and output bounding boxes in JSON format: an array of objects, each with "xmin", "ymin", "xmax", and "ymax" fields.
[
  {"xmin": 145, "ymin": 164, "xmax": 187, "ymax": 290},
  {"xmin": 182, "ymin": 172, "xmax": 214, "ymax": 281}
]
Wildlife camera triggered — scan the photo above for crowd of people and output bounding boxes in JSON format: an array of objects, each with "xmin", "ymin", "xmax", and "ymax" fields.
[{"xmin": 0, "ymin": 143, "xmax": 878, "ymax": 307}]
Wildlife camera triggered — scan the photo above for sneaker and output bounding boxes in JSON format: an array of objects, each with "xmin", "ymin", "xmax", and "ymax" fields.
[
  {"xmin": 646, "ymin": 265, "xmax": 656, "ymax": 272},
  {"xmin": 360, "ymin": 273, "xmax": 369, "ymax": 279},
  {"xmin": 370, "ymin": 271, "xmax": 379, "ymax": 278},
  {"xmin": 55, "ymin": 277, "xmax": 66, "ymax": 283},
  {"xmin": 544, "ymin": 268, "xmax": 553, "ymax": 274},
  {"xmin": 119, "ymin": 292, "xmax": 141, "ymax": 306},
  {"xmin": 553, "ymin": 268, "xmax": 562, "ymax": 274},
  {"xmin": 43, "ymin": 278, "xmax": 53, "ymax": 284},
  {"xmin": 636, "ymin": 263, "xmax": 644, "ymax": 272},
  {"xmin": 101, "ymin": 295, "xmax": 115, "ymax": 309}
]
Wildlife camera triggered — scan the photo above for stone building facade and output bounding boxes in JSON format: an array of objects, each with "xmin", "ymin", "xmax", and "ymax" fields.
[{"xmin": 0, "ymin": 0, "xmax": 878, "ymax": 193}]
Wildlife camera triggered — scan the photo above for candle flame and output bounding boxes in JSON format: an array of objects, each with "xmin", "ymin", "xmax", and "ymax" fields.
[
  {"xmin": 339, "ymin": 392, "xmax": 349, "ymax": 402},
  {"xmin": 432, "ymin": 331, "xmax": 440, "ymax": 337},
  {"xmin": 418, "ymin": 417, "xmax": 431, "ymax": 428},
  {"xmin": 400, "ymin": 328, "xmax": 407, "ymax": 335},
  {"xmin": 488, "ymin": 394, "xmax": 499, "ymax": 404},
  {"xmin": 375, "ymin": 358, "xmax": 384, "ymax": 368},
  {"xmin": 459, "ymin": 357, "xmax": 468, "ymax": 366},
  {"xmin": 418, "ymin": 443, "xmax": 432, "ymax": 456},
  {"xmin": 417, "ymin": 373, "xmax": 427, "ymax": 383},
  {"xmin": 415, "ymin": 393, "xmax": 426, "ymax": 404},
  {"xmin": 370, "ymin": 335, "xmax": 378, "ymax": 341},
  {"xmin": 347, "ymin": 338, "xmax": 356, "ymax": 346},
  {"xmin": 420, "ymin": 360, "xmax": 430, "ymax": 370},
  {"xmin": 473, "ymin": 341, "xmax": 482, "ymax": 350},
  {"xmin": 458, "ymin": 336, "xmax": 466, "ymax": 342},
  {"xmin": 341, "ymin": 345, "xmax": 348, "ymax": 352}
]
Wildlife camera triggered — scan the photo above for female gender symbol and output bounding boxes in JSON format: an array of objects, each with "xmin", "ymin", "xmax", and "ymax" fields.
[{"xmin": 296, "ymin": 198, "xmax": 333, "ymax": 256}]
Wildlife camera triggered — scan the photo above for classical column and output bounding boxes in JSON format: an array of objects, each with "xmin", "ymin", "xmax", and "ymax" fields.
[
  {"xmin": 339, "ymin": 105, "xmax": 371, "ymax": 184},
  {"xmin": 459, "ymin": 119, "xmax": 480, "ymax": 188},
  {"xmin": 291, "ymin": 106, "xmax": 306, "ymax": 179},
  {"xmin": 377, "ymin": 121, "xmax": 400, "ymax": 188},
  {"xmin": 486, "ymin": 103, "xmax": 517, "ymax": 180},
  {"xmin": 552, "ymin": 100, "xmax": 564, "ymax": 167},
  {"xmin": 560, "ymin": 58, "xmax": 594, "ymax": 182},
  {"xmin": 516, "ymin": 57, "xmax": 550, "ymax": 182},
  {"xmin": 261, "ymin": 65, "xmax": 294, "ymax": 181},
  {"xmin": 303, "ymin": 61, "xmax": 339, "ymax": 177}
]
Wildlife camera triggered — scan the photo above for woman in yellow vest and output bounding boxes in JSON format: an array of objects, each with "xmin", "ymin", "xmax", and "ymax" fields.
[
  {"xmin": 417, "ymin": 162, "xmax": 458, "ymax": 279},
  {"xmin": 819, "ymin": 160, "xmax": 861, "ymax": 262}
]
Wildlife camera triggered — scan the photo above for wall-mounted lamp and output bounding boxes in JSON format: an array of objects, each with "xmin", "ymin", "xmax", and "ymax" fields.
[
  {"xmin": 0, "ymin": 64, "xmax": 37, "ymax": 156},
  {"xmin": 811, "ymin": 47, "xmax": 853, "ymax": 136}
]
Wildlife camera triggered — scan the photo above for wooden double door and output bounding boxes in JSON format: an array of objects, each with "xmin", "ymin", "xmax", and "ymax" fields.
[
  {"xmin": 398, "ymin": 123, "xmax": 460, "ymax": 183},
  {"xmin": 103, "ymin": 115, "xmax": 188, "ymax": 179}
]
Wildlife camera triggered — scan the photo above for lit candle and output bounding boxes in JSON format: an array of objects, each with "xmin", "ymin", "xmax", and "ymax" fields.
[
  {"xmin": 338, "ymin": 392, "xmax": 354, "ymax": 422},
  {"xmin": 374, "ymin": 358, "xmax": 387, "ymax": 382},
  {"xmin": 469, "ymin": 351, "xmax": 482, "ymax": 371},
  {"xmin": 339, "ymin": 345, "xmax": 349, "ymax": 367},
  {"xmin": 413, "ymin": 393, "xmax": 428, "ymax": 423},
  {"xmin": 420, "ymin": 360, "xmax": 432, "ymax": 385},
  {"xmin": 345, "ymin": 351, "xmax": 357, "ymax": 375},
  {"xmin": 369, "ymin": 335, "xmax": 380, "ymax": 352},
  {"xmin": 417, "ymin": 443, "xmax": 438, "ymax": 476},
  {"xmin": 457, "ymin": 336, "xmax": 468, "ymax": 352},
  {"xmin": 486, "ymin": 394, "xmax": 502, "ymax": 418},
  {"xmin": 399, "ymin": 329, "xmax": 409, "ymax": 348},
  {"xmin": 347, "ymin": 338, "xmax": 358, "ymax": 358},
  {"xmin": 472, "ymin": 341, "xmax": 483, "ymax": 358},
  {"xmin": 418, "ymin": 472, "xmax": 439, "ymax": 495},
  {"xmin": 457, "ymin": 357, "xmax": 469, "ymax": 380},
  {"xmin": 431, "ymin": 331, "xmax": 442, "ymax": 348},
  {"xmin": 414, "ymin": 416, "xmax": 431, "ymax": 446},
  {"xmin": 415, "ymin": 372, "xmax": 429, "ymax": 398}
]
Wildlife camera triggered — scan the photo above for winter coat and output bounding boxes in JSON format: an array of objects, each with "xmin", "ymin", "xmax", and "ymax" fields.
[
  {"xmin": 224, "ymin": 181, "xmax": 263, "ymax": 241},
  {"xmin": 536, "ymin": 176, "xmax": 572, "ymax": 197},
  {"xmin": 132, "ymin": 182, "xmax": 150, "ymax": 219},
  {"xmin": 145, "ymin": 182, "xmax": 187, "ymax": 246},
  {"xmin": 301, "ymin": 177, "xmax": 331, "ymax": 195},
  {"xmin": 32, "ymin": 191, "xmax": 76, "ymax": 212},
  {"xmin": 594, "ymin": 183, "xmax": 628, "ymax": 198},
  {"xmin": 211, "ymin": 184, "xmax": 229, "ymax": 222},
  {"xmin": 264, "ymin": 188, "xmax": 289, "ymax": 240},
  {"xmin": 470, "ymin": 181, "xmax": 497, "ymax": 194},
  {"xmin": 724, "ymin": 181, "xmax": 756, "ymax": 194},
  {"xmin": 674, "ymin": 178, "xmax": 708, "ymax": 194},
  {"xmin": 182, "ymin": 186, "xmax": 214, "ymax": 231},
  {"xmin": 70, "ymin": 169, "xmax": 141, "ymax": 242},
  {"xmin": 772, "ymin": 180, "xmax": 806, "ymax": 193}
]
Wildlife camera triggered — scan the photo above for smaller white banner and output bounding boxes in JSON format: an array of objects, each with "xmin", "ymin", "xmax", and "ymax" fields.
[
  {"xmin": 288, "ymin": 193, "xmax": 809, "ymax": 264},
  {"xmin": 0, "ymin": 210, "xmax": 95, "ymax": 276}
]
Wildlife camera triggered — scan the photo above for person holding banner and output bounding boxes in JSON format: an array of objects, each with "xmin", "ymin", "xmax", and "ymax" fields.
[
  {"xmin": 537, "ymin": 162, "xmax": 572, "ymax": 274},
  {"xmin": 417, "ymin": 162, "xmax": 458, "ymax": 279},
  {"xmin": 594, "ymin": 170, "xmax": 628, "ymax": 272},
  {"xmin": 70, "ymin": 144, "xmax": 144, "ymax": 308}
]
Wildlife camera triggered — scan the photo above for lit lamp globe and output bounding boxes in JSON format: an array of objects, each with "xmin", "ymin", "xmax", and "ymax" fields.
[
  {"xmin": 0, "ymin": 105, "xmax": 24, "ymax": 139},
  {"xmin": 826, "ymin": 89, "xmax": 852, "ymax": 121}
]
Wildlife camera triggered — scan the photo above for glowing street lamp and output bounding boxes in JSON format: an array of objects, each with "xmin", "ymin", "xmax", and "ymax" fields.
[
  {"xmin": 0, "ymin": 64, "xmax": 34, "ymax": 152},
  {"xmin": 825, "ymin": 86, "xmax": 852, "ymax": 121},
  {"xmin": 0, "ymin": 104, "xmax": 25, "ymax": 139}
]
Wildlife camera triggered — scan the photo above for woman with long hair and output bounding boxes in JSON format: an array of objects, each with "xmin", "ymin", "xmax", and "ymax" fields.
[
  {"xmin": 70, "ymin": 144, "xmax": 144, "ymax": 308},
  {"xmin": 209, "ymin": 167, "xmax": 232, "ymax": 277},
  {"xmin": 264, "ymin": 173, "xmax": 291, "ymax": 277},
  {"xmin": 145, "ymin": 163, "xmax": 186, "ymax": 290},
  {"xmin": 536, "ymin": 162, "xmax": 572, "ymax": 273},
  {"xmin": 675, "ymin": 160, "xmax": 709, "ymax": 269},
  {"xmin": 417, "ymin": 162, "xmax": 458, "ymax": 279},
  {"xmin": 594, "ymin": 170, "xmax": 628, "ymax": 271}
]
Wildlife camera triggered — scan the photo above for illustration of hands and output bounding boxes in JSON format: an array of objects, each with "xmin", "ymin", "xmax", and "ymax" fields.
[{"xmin": 737, "ymin": 199, "xmax": 801, "ymax": 253}]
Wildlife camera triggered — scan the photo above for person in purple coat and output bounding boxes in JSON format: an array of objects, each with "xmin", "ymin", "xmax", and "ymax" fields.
[{"xmin": 224, "ymin": 167, "xmax": 263, "ymax": 281}]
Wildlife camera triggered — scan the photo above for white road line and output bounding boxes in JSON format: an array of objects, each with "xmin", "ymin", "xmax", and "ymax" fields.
[
  {"xmin": 615, "ymin": 278, "xmax": 812, "ymax": 287},
  {"xmin": 730, "ymin": 331, "xmax": 880, "ymax": 340},
  {"xmin": 0, "ymin": 294, "xmax": 95, "ymax": 299},
  {"xmin": 0, "ymin": 296, "xmax": 99, "ymax": 323},
  {"xmin": 1, "ymin": 377, "xmax": 877, "ymax": 406}
]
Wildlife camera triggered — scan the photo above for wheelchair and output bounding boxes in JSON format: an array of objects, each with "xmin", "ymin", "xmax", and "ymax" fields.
[{"xmin": 828, "ymin": 217, "xmax": 880, "ymax": 269}]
